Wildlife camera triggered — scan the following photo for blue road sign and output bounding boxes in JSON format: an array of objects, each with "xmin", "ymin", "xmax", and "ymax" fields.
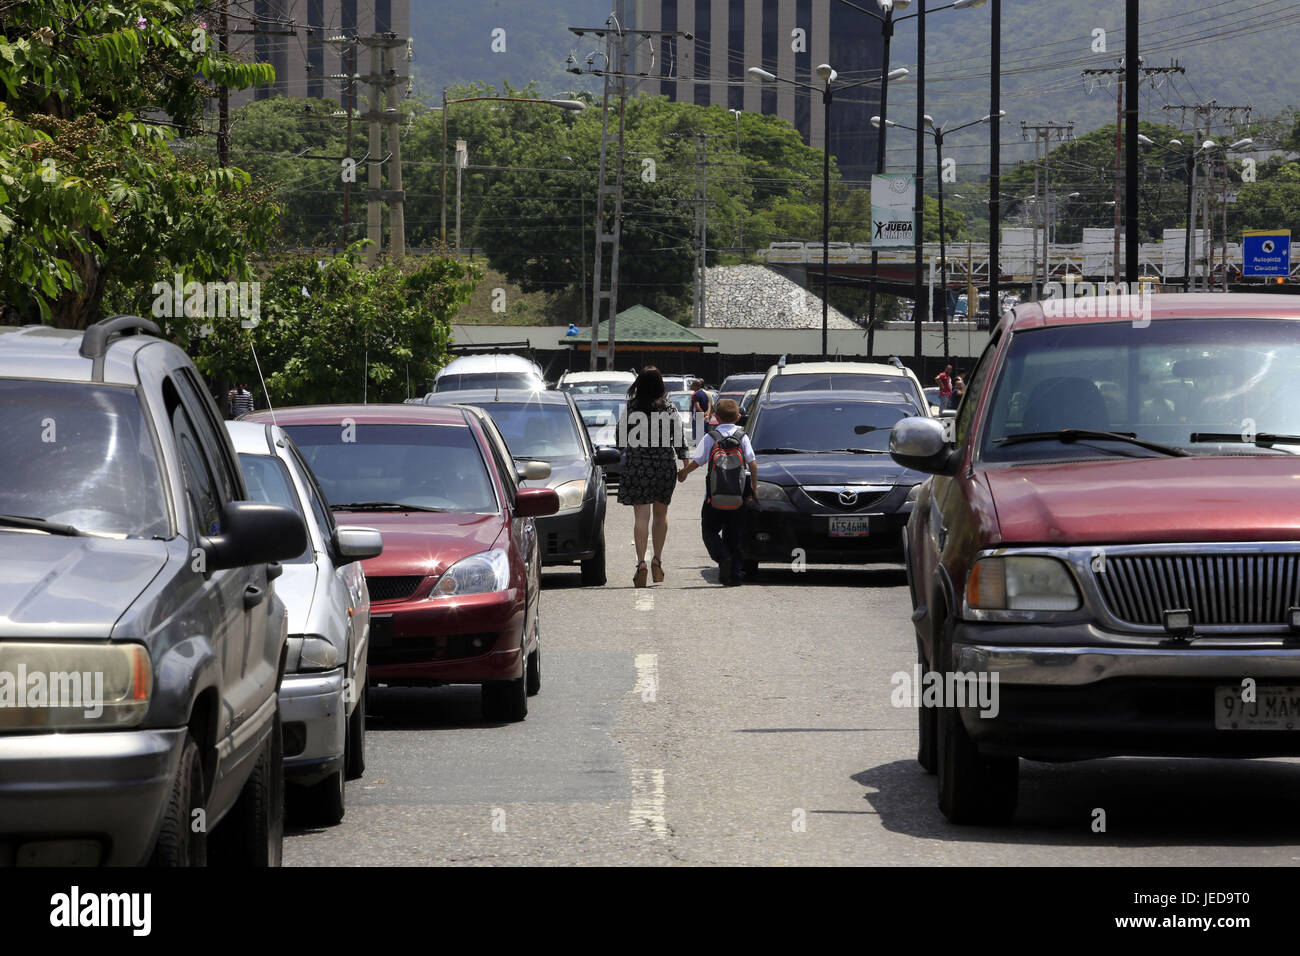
[{"xmin": 1242, "ymin": 230, "xmax": 1291, "ymax": 277}]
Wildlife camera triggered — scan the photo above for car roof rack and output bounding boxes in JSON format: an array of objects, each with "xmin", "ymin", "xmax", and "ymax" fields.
[{"xmin": 79, "ymin": 315, "xmax": 161, "ymax": 382}]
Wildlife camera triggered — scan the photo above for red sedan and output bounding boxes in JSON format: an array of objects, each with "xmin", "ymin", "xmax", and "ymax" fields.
[{"xmin": 246, "ymin": 404, "xmax": 557, "ymax": 722}]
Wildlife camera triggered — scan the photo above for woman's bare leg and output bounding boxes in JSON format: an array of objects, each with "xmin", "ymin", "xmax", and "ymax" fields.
[
  {"xmin": 633, "ymin": 503, "xmax": 650, "ymax": 564},
  {"xmin": 651, "ymin": 501, "xmax": 669, "ymax": 560}
]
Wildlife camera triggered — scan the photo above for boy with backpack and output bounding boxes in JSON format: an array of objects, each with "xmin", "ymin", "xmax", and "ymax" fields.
[{"xmin": 677, "ymin": 399, "xmax": 758, "ymax": 586}]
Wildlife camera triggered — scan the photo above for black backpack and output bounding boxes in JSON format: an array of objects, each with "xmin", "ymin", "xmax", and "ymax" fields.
[{"xmin": 705, "ymin": 427, "xmax": 747, "ymax": 510}]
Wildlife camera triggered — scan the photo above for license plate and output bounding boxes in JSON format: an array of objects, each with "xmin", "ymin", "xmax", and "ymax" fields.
[
  {"xmin": 1214, "ymin": 685, "xmax": 1300, "ymax": 730},
  {"xmin": 369, "ymin": 614, "xmax": 394, "ymax": 649},
  {"xmin": 827, "ymin": 515, "xmax": 871, "ymax": 537}
]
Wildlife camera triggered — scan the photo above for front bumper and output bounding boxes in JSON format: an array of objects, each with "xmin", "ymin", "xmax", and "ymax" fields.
[
  {"xmin": 537, "ymin": 498, "xmax": 601, "ymax": 564},
  {"xmin": 742, "ymin": 500, "xmax": 909, "ymax": 564},
  {"xmin": 0, "ymin": 727, "xmax": 186, "ymax": 866},
  {"xmin": 949, "ymin": 621, "xmax": 1300, "ymax": 760},
  {"xmin": 279, "ymin": 668, "xmax": 345, "ymax": 785},
  {"xmin": 367, "ymin": 588, "xmax": 525, "ymax": 685}
]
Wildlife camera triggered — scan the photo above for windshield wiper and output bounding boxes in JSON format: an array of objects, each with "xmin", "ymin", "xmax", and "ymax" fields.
[
  {"xmin": 0, "ymin": 514, "xmax": 87, "ymax": 536},
  {"xmin": 754, "ymin": 447, "xmax": 814, "ymax": 455},
  {"xmin": 329, "ymin": 502, "xmax": 448, "ymax": 513},
  {"xmin": 1189, "ymin": 432, "xmax": 1300, "ymax": 450},
  {"xmin": 823, "ymin": 448, "xmax": 882, "ymax": 455},
  {"xmin": 994, "ymin": 429, "xmax": 1189, "ymax": 458}
]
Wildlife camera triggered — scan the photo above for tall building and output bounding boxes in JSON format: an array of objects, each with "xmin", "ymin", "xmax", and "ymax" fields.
[
  {"xmin": 630, "ymin": 0, "xmax": 884, "ymax": 183},
  {"xmin": 226, "ymin": 0, "xmax": 411, "ymax": 109}
]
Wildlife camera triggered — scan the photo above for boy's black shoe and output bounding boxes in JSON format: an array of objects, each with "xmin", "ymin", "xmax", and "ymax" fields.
[{"xmin": 718, "ymin": 557, "xmax": 733, "ymax": 584}]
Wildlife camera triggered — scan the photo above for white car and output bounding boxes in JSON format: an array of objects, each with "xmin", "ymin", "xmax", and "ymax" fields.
[
  {"xmin": 754, "ymin": 360, "xmax": 936, "ymax": 416},
  {"xmin": 434, "ymin": 353, "xmax": 546, "ymax": 393},
  {"xmin": 557, "ymin": 369, "xmax": 635, "ymax": 393},
  {"xmin": 227, "ymin": 420, "xmax": 383, "ymax": 826}
]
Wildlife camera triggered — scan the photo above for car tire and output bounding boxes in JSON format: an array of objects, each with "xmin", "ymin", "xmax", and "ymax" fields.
[
  {"xmin": 526, "ymin": 615, "xmax": 541, "ymax": 696},
  {"xmin": 209, "ymin": 706, "xmax": 285, "ymax": 866},
  {"xmin": 293, "ymin": 764, "xmax": 345, "ymax": 827},
  {"xmin": 482, "ymin": 647, "xmax": 528, "ymax": 722},
  {"xmin": 149, "ymin": 731, "xmax": 206, "ymax": 866},
  {"xmin": 581, "ymin": 529, "xmax": 607, "ymax": 586},
  {"xmin": 917, "ymin": 647, "xmax": 937, "ymax": 776},
  {"xmin": 934, "ymin": 612, "xmax": 1017, "ymax": 824},
  {"xmin": 345, "ymin": 680, "xmax": 366, "ymax": 780}
]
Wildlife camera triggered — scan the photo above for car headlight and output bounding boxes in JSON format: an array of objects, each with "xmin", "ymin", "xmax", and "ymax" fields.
[
  {"xmin": 967, "ymin": 555, "xmax": 1080, "ymax": 612},
  {"xmin": 432, "ymin": 548, "xmax": 511, "ymax": 598},
  {"xmin": 554, "ymin": 479, "xmax": 587, "ymax": 512},
  {"xmin": 0, "ymin": 642, "xmax": 151, "ymax": 730},
  {"xmin": 754, "ymin": 481, "xmax": 789, "ymax": 501},
  {"xmin": 286, "ymin": 635, "xmax": 341, "ymax": 673}
]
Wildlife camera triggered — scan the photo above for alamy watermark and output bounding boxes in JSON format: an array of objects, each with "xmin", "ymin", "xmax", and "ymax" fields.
[
  {"xmin": 0, "ymin": 666, "xmax": 104, "ymax": 718},
  {"xmin": 890, "ymin": 664, "xmax": 1000, "ymax": 718},
  {"xmin": 150, "ymin": 273, "xmax": 261, "ymax": 329},
  {"xmin": 1040, "ymin": 280, "xmax": 1153, "ymax": 327}
]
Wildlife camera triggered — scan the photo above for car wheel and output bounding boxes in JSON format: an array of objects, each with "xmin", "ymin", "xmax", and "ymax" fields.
[
  {"xmin": 935, "ymin": 614, "xmax": 1017, "ymax": 824},
  {"xmin": 149, "ymin": 731, "xmax": 207, "ymax": 866},
  {"xmin": 482, "ymin": 647, "xmax": 528, "ymax": 722},
  {"xmin": 917, "ymin": 647, "xmax": 937, "ymax": 775},
  {"xmin": 293, "ymin": 764, "xmax": 345, "ymax": 827},
  {"xmin": 209, "ymin": 706, "xmax": 285, "ymax": 866},
  {"xmin": 580, "ymin": 529, "xmax": 607, "ymax": 586},
  {"xmin": 345, "ymin": 680, "xmax": 366, "ymax": 780}
]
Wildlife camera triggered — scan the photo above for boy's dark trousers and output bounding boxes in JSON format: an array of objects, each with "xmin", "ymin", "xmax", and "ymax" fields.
[{"xmin": 701, "ymin": 499, "xmax": 746, "ymax": 582}]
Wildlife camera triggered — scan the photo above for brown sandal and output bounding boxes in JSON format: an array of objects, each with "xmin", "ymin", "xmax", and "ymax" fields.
[
  {"xmin": 633, "ymin": 561, "xmax": 648, "ymax": 588},
  {"xmin": 651, "ymin": 557, "xmax": 665, "ymax": 583}
]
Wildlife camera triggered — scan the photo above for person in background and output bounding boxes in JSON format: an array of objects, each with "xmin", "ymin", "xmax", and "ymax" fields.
[
  {"xmin": 231, "ymin": 383, "xmax": 254, "ymax": 418},
  {"xmin": 617, "ymin": 366, "xmax": 688, "ymax": 587},
  {"xmin": 935, "ymin": 365, "xmax": 953, "ymax": 409},
  {"xmin": 951, "ymin": 374, "xmax": 966, "ymax": 409},
  {"xmin": 677, "ymin": 399, "xmax": 757, "ymax": 587},
  {"xmin": 689, "ymin": 378, "xmax": 712, "ymax": 443}
]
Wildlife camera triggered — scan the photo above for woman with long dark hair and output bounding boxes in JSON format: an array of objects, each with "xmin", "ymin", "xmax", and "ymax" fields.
[{"xmin": 617, "ymin": 366, "xmax": 688, "ymax": 587}]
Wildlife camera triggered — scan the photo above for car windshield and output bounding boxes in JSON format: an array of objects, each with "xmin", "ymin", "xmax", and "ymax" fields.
[
  {"xmin": 285, "ymin": 423, "xmax": 498, "ymax": 513},
  {"xmin": 435, "ymin": 372, "xmax": 540, "ymax": 392},
  {"xmin": 767, "ymin": 372, "xmax": 919, "ymax": 405},
  {"xmin": 720, "ymin": 376, "xmax": 762, "ymax": 394},
  {"xmin": 237, "ymin": 454, "xmax": 311, "ymax": 563},
  {"xmin": 575, "ymin": 399, "xmax": 626, "ymax": 427},
  {"xmin": 0, "ymin": 380, "xmax": 168, "ymax": 538},
  {"xmin": 481, "ymin": 402, "xmax": 584, "ymax": 460},
  {"xmin": 980, "ymin": 318, "xmax": 1300, "ymax": 463},
  {"xmin": 750, "ymin": 401, "xmax": 910, "ymax": 453}
]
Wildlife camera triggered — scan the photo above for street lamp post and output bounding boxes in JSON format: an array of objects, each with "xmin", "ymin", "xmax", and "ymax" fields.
[
  {"xmin": 750, "ymin": 63, "xmax": 906, "ymax": 358},
  {"xmin": 439, "ymin": 93, "xmax": 585, "ymax": 248},
  {"xmin": 878, "ymin": 109, "xmax": 1001, "ymax": 366},
  {"xmin": 729, "ymin": 108, "xmax": 743, "ymax": 255}
]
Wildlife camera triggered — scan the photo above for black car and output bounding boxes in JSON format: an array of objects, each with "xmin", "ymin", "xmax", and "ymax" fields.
[
  {"xmin": 718, "ymin": 373, "xmax": 764, "ymax": 407},
  {"xmin": 570, "ymin": 393, "xmax": 627, "ymax": 483},
  {"xmin": 741, "ymin": 390, "xmax": 924, "ymax": 574},
  {"xmin": 426, "ymin": 388, "xmax": 617, "ymax": 585}
]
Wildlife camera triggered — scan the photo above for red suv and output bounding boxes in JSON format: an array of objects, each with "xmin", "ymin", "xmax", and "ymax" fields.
[
  {"xmin": 247, "ymin": 405, "xmax": 557, "ymax": 722},
  {"xmin": 891, "ymin": 293, "xmax": 1300, "ymax": 824}
]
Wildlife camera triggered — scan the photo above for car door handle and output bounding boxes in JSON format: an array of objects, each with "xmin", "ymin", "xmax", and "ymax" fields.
[{"xmin": 244, "ymin": 584, "xmax": 266, "ymax": 610}]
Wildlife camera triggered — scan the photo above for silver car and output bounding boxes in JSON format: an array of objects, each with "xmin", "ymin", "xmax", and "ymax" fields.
[{"xmin": 227, "ymin": 421, "xmax": 382, "ymax": 826}]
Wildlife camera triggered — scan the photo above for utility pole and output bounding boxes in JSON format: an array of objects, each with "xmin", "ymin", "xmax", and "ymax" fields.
[
  {"xmin": 217, "ymin": 0, "xmax": 229, "ymax": 167},
  {"xmin": 1020, "ymin": 122, "xmax": 1072, "ymax": 298},
  {"xmin": 353, "ymin": 32, "xmax": 408, "ymax": 265},
  {"xmin": 1083, "ymin": 58, "xmax": 1183, "ymax": 284},
  {"xmin": 327, "ymin": 34, "xmax": 358, "ymax": 250},
  {"xmin": 567, "ymin": 9, "xmax": 689, "ymax": 370},
  {"xmin": 696, "ymin": 134, "xmax": 707, "ymax": 328}
]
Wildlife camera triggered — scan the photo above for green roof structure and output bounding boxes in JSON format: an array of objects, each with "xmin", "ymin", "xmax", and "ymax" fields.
[{"xmin": 560, "ymin": 305, "xmax": 718, "ymax": 350}]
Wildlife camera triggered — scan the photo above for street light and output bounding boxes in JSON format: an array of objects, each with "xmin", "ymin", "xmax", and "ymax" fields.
[
  {"xmin": 750, "ymin": 64, "xmax": 906, "ymax": 358},
  {"xmin": 878, "ymin": 109, "xmax": 1002, "ymax": 365},
  {"xmin": 440, "ymin": 92, "xmax": 586, "ymax": 247}
]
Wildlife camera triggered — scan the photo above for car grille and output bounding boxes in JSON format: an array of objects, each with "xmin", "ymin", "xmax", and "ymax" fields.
[
  {"xmin": 1095, "ymin": 553, "xmax": 1300, "ymax": 627},
  {"xmin": 369, "ymin": 633, "xmax": 496, "ymax": 666},
  {"xmin": 804, "ymin": 489, "xmax": 889, "ymax": 511},
  {"xmin": 366, "ymin": 576, "xmax": 424, "ymax": 603}
]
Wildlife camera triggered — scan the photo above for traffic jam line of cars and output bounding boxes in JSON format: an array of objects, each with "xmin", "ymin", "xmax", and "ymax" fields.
[{"xmin": 6, "ymin": 292, "xmax": 1300, "ymax": 864}]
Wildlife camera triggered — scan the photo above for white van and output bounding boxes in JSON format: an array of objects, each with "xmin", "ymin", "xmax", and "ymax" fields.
[
  {"xmin": 556, "ymin": 370, "xmax": 635, "ymax": 394},
  {"xmin": 433, "ymin": 354, "xmax": 546, "ymax": 393}
]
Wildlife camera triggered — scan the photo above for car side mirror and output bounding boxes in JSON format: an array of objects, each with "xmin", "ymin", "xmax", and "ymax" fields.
[
  {"xmin": 594, "ymin": 447, "xmax": 620, "ymax": 466},
  {"xmin": 516, "ymin": 460, "xmax": 551, "ymax": 482},
  {"xmin": 889, "ymin": 416, "xmax": 957, "ymax": 476},
  {"xmin": 203, "ymin": 501, "xmax": 307, "ymax": 572},
  {"xmin": 515, "ymin": 487, "xmax": 559, "ymax": 518},
  {"xmin": 336, "ymin": 526, "xmax": 384, "ymax": 562}
]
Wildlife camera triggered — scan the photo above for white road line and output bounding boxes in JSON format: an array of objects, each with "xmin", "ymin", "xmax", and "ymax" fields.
[
  {"xmin": 635, "ymin": 592, "xmax": 655, "ymax": 612},
  {"xmin": 629, "ymin": 768, "xmax": 667, "ymax": 837},
  {"xmin": 634, "ymin": 652, "xmax": 658, "ymax": 702}
]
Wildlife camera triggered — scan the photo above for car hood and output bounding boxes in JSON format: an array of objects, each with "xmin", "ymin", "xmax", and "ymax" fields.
[
  {"xmin": 984, "ymin": 456, "xmax": 1300, "ymax": 545},
  {"xmin": 759, "ymin": 452, "xmax": 917, "ymax": 487},
  {"xmin": 275, "ymin": 561, "xmax": 319, "ymax": 635},
  {"xmin": 345, "ymin": 510, "xmax": 504, "ymax": 579},
  {"xmin": 0, "ymin": 534, "xmax": 168, "ymax": 639}
]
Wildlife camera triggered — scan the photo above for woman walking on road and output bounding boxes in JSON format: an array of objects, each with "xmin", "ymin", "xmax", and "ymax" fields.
[{"xmin": 617, "ymin": 366, "xmax": 688, "ymax": 587}]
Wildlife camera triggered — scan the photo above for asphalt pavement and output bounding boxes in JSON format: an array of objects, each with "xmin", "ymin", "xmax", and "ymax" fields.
[{"xmin": 285, "ymin": 470, "xmax": 1300, "ymax": 866}]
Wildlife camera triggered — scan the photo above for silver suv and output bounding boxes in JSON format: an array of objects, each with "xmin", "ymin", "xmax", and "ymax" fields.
[{"xmin": 0, "ymin": 316, "xmax": 306, "ymax": 865}]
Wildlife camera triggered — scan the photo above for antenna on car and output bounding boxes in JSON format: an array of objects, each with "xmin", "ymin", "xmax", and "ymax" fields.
[
  {"xmin": 777, "ymin": 354, "xmax": 787, "ymax": 374},
  {"xmin": 249, "ymin": 339, "xmax": 276, "ymax": 427}
]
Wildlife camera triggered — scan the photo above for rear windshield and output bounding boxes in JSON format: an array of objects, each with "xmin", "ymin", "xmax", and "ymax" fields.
[
  {"xmin": 575, "ymin": 399, "xmax": 626, "ymax": 426},
  {"xmin": 237, "ymin": 454, "xmax": 311, "ymax": 563},
  {"xmin": 720, "ymin": 375, "xmax": 763, "ymax": 393},
  {"xmin": 0, "ymin": 380, "xmax": 168, "ymax": 537},
  {"xmin": 285, "ymin": 423, "xmax": 498, "ymax": 514},
  {"xmin": 767, "ymin": 372, "xmax": 918, "ymax": 405},
  {"xmin": 436, "ymin": 372, "xmax": 541, "ymax": 392},
  {"xmin": 482, "ymin": 402, "xmax": 584, "ymax": 460}
]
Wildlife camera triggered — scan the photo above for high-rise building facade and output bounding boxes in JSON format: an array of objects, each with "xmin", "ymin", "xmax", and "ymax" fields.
[
  {"xmin": 631, "ymin": 0, "xmax": 884, "ymax": 183},
  {"xmin": 227, "ymin": 0, "xmax": 410, "ymax": 109}
]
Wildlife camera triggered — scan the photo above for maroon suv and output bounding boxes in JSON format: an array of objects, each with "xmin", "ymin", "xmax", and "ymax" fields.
[
  {"xmin": 891, "ymin": 293, "xmax": 1300, "ymax": 824},
  {"xmin": 246, "ymin": 405, "xmax": 557, "ymax": 722}
]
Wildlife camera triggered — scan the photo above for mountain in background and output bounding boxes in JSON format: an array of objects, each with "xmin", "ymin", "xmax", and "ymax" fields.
[{"xmin": 410, "ymin": 0, "xmax": 1298, "ymax": 171}]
